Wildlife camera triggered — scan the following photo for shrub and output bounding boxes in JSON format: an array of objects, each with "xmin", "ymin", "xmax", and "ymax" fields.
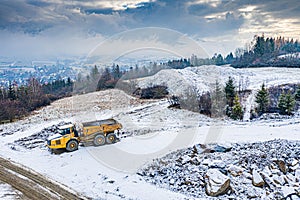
[{"xmin": 135, "ymin": 85, "xmax": 169, "ymax": 99}]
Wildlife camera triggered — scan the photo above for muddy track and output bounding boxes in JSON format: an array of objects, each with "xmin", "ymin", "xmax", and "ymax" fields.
[{"xmin": 0, "ymin": 157, "xmax": 90, "ymax": 200}]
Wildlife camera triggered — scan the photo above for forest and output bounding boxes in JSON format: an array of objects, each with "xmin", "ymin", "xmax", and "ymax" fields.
[
  {"xmin": 231, "ymin": 35, "xmax": 300, "ymax": 68},
  {"xmin": 0, "ymin": 78, "xmax": 73, "ymax": 122}
]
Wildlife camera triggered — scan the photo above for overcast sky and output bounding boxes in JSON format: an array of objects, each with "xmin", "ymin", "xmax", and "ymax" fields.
[{"xmin": 0, "ymin": 0, "xmax": 299, "ymax": 60}]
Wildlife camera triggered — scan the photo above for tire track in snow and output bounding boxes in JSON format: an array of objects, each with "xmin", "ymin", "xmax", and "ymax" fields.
[{"xmin": 0, "ymin": 157, "xmax": 90, "ymax": 200}]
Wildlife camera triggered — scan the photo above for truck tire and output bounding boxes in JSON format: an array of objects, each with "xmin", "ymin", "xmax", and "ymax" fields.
[
  {"xmin": 106, "ymin": 133, "xmax": 116, "ymax": 144},
  {"xmin": 94, "ymin": 134, "xmax": 105, "ymax": 146},
  {"xmin": 66, "ymin": 140, "xmax": 78, "ymax": 152}
]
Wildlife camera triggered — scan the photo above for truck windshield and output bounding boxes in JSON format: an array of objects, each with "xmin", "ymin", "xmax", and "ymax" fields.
[{"xmin": 58, "ymin": 128, "xmax": 71, "ymax": 135}]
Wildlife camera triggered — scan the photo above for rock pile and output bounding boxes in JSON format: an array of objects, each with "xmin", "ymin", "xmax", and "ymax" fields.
[
  {"xmin": 139, "ymin": 139, "xmax": 300, "ymax": 199},
  {"xmin": 14, "ymin": 122, "xmax": 67, "ymax": 149}
]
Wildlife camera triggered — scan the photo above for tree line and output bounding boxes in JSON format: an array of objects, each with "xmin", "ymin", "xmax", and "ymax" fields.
[
  {"xmin": 0, "ymin": 78, "xmax": 73, "ymax": 122},
  {"xmin": 253, "ymin": 83, "xmax": 300, "ymax": 118},
  {"xmin": 80, "ymin": 34, "xmax": 300, "ymax": 93},
  {"xmin": 186, "ymin": 34, "xmax": 300, "ymax": 68},
  {"xmin": 168, "ymin": 76, "xmax": 300, "ymax": 120},
  {"xmin": 167, "ymin": 77, "xmax": 244, "ymax": 120},
  {"xmin": 232, "ymin": 35, "xmax": 300, "ymax": 68},
  {"xmin": 220, "ymin": 77, "xmax": 300, "ymax": 120}
]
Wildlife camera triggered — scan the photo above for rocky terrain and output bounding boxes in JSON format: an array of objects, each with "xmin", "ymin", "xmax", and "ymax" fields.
[
  {"xmin": 139, "ymin": 139, "xmax": 300, "ymax": 199},
  {"xmin": 0, "ymin": 86, "xmax": 299, "ymax": 199}
]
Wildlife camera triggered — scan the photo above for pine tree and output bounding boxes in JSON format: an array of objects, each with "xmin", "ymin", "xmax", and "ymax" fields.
[
  {"xmin": 224, "ymin": 77, "xmax": 235, "ymax": 107},
  {"xmin": 255, "ymin": 83, "xmax": 269, "ymax": 114},
  {"xmin": 278, "ymin": 93, "xmax": 287, "ymax": 114},
  {"xmin": 215, "ymin": 54, "xmax": 224, "ymax": 65},
  {"xmin": 278, "ymin": 92, "xmax": 295, "ymax": 115},
  {"xmin": 285, "ymin": 93, "xmax": 295, "ymax": 115},
  {"xmin": 225, "ymin": 52, "xmax": 234, "ymax": 64},
  {"xmin": 8, "ymin": 82, "xmax": 16, "ymax": 100},
  {"xmin": 254, "ymin": 35, "xmax": 266, "ymax": 57},
  {"xmin": 231, "ymin": 94, "xmax": 244, "ymax": 120},
  {"xmin": 112, "ymin": 64, "xmax": 121, "ymax": 79}
]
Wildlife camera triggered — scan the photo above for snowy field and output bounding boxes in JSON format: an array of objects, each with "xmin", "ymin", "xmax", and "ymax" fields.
[
  {"xmin": 135, "ymin": 65, "xmax": 300, "ymax": 120},
  {"xmin": 0, "ymin": 66, "xmax": 300, "ymax": 199},
  {"xmin": 135, "ymin": 65, "xmax": 300, "ymax": 94}
]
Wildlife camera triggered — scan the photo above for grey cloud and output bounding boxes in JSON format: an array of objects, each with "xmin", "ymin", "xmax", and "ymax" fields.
[
  {"xmin": 1, "ymin": 0, "xmax": 299, "ymax": 35},
  {"xmin": 188, "ymin": 3, "xmax": 217, "ymax": 16},
  {"xmin": 0, "ymin": 0, "xmax": 250, "ymax": 36},
  {"xmin": 0, "ymin": 0, "xmax": 299, "ymax": 59}
]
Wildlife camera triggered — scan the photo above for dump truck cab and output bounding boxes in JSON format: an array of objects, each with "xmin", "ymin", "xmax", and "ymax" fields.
[{"xmin": 47, "ymin": 123, "xmax": 79, "ymax": 152}]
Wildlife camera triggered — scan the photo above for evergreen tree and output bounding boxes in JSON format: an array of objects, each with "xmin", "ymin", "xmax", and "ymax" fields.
[
  {"xmin": 285, "ymin": 93, "xmax": 295, "ymax": 115},
  {"xmin": 112, "ymin": 64, "xmax": 121, "ymax": 79},
  {"xmin": 255, "ymin": 83, "xmax": 269, "ymax": 114},
  {"xmin": 224, "ymin": 77, "xmax": 235, "ymax": 107},
  {"xmin": 215, "ymin": 54, "xmax": 224, "ymax": 65},
  {"xmin": 231, "ymin": 95, "xmax": 244, "ymax": 120},
  {"xmin": 8, "ymin": 82, "xmax": 16, "ymax": 100},
  {"xmin": 254, "ymin": 35, "xmax": 265, "ymax": 57},
  {"xmin": 278, "ymin": 92, "xmax": 295, "ymax": 115},
  {"xmin": 225, "ymin": 52, "xmax": 234, "ymax": 64},
  {"xmin": 278, "ymin": 93, "xmax": 287, "ymax": 114}
]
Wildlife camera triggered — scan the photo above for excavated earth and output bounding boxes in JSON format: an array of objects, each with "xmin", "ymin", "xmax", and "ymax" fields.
[{"xmin": 139, "ymin": 139, "xmax": 300, "ymax": 199}]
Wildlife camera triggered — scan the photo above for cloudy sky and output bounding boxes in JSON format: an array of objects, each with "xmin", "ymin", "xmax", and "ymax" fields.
[{"xmin": 0, "ymin": 0, "xmax": 300, "ymax": 60}]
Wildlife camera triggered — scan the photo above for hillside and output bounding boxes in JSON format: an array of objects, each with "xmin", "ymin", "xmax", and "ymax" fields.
[
  {"xmin": 136, "ymin": 65, "xmax": 300, "ymax": 92},
  {"xmin": 0, "ymin": 86, "xmax": 299, "ymax": 199},
  {"xmin": 134, "ymin": 65, "xmax": 300, "ymax": 120}
]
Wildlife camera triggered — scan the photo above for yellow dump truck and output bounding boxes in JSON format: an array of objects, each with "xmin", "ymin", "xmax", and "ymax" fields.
[{"xmin": 47, "ymin": 119, "xmax": 122, "ymax": 152}]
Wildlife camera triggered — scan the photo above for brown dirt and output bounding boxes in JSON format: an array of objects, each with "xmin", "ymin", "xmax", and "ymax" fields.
[{"xmin": 0, "ymin": 157, "xmax": 90, "ymax": 200}]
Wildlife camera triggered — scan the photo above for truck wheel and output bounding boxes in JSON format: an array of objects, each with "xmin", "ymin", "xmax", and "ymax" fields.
[
  {"xmin": 66, "ymin": 140, "xmax": 78, "ymax": 152},
  {"xmin": 94, "ymin": 134, "xmax": 105, "ymax": 146},
  {"xmin": 106, "ymin": 133, "xmax": 116, "ymax": 144}
]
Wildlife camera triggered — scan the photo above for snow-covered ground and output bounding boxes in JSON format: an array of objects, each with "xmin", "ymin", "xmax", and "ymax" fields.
[
  {"xmin": 0, "ymin": 66, "xmax": 300, "ymax": 199},
  {"xmin": 0, "ymin": 182, "xmax": 22, "ymax": 200},
  {"xmin": 134, "ymin": 65, "xmax": 300, "ymax": 120},
  {"xmin": 135, "ymin": 65, "xmax": 300, "ymax": 94},
  {"xmin": 139, "ymin": 139, "xmax": 300, "ymax": 199}
]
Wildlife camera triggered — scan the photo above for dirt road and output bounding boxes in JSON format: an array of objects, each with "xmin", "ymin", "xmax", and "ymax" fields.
[{"xmin": 0, "ymin": 157, "xmax": 89, "ymax": 200}]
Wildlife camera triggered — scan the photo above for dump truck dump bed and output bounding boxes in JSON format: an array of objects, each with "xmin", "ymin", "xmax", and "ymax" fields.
[{"xmin": 82, "ymin": 119, "xmax": 118, "ymax": 127}]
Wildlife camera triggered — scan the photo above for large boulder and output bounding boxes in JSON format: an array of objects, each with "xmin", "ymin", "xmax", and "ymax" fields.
[
  {"xmin": 280, "ymin": 186, "xmax": 299, "ymax": 199},
  {"xmin": 273, "ymin": 160, "xmax": 287, "ymax": 174},
  {"xmin": 227, "ymin": 164, "xmax": 244, "ymax": 177},
  {"xmin": 205, "ymin": 169, "xmax": 230, "ymax": 196},
  {"xmin": 252, "ymin": 169, "xmax": 265, "ymax": 187},
  {"xmin": 213, "ymin": 144, "xmax": 232, "ymax": 153}
]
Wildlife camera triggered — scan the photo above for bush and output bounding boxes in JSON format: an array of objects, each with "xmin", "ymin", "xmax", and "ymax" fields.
[
  {"xmin": 168, "ymin": 95, "xmax": 181, "ymax": 108},
  {"xmin": 135, "ymin": 85, "xmax": 169, "ymax": 99}
]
